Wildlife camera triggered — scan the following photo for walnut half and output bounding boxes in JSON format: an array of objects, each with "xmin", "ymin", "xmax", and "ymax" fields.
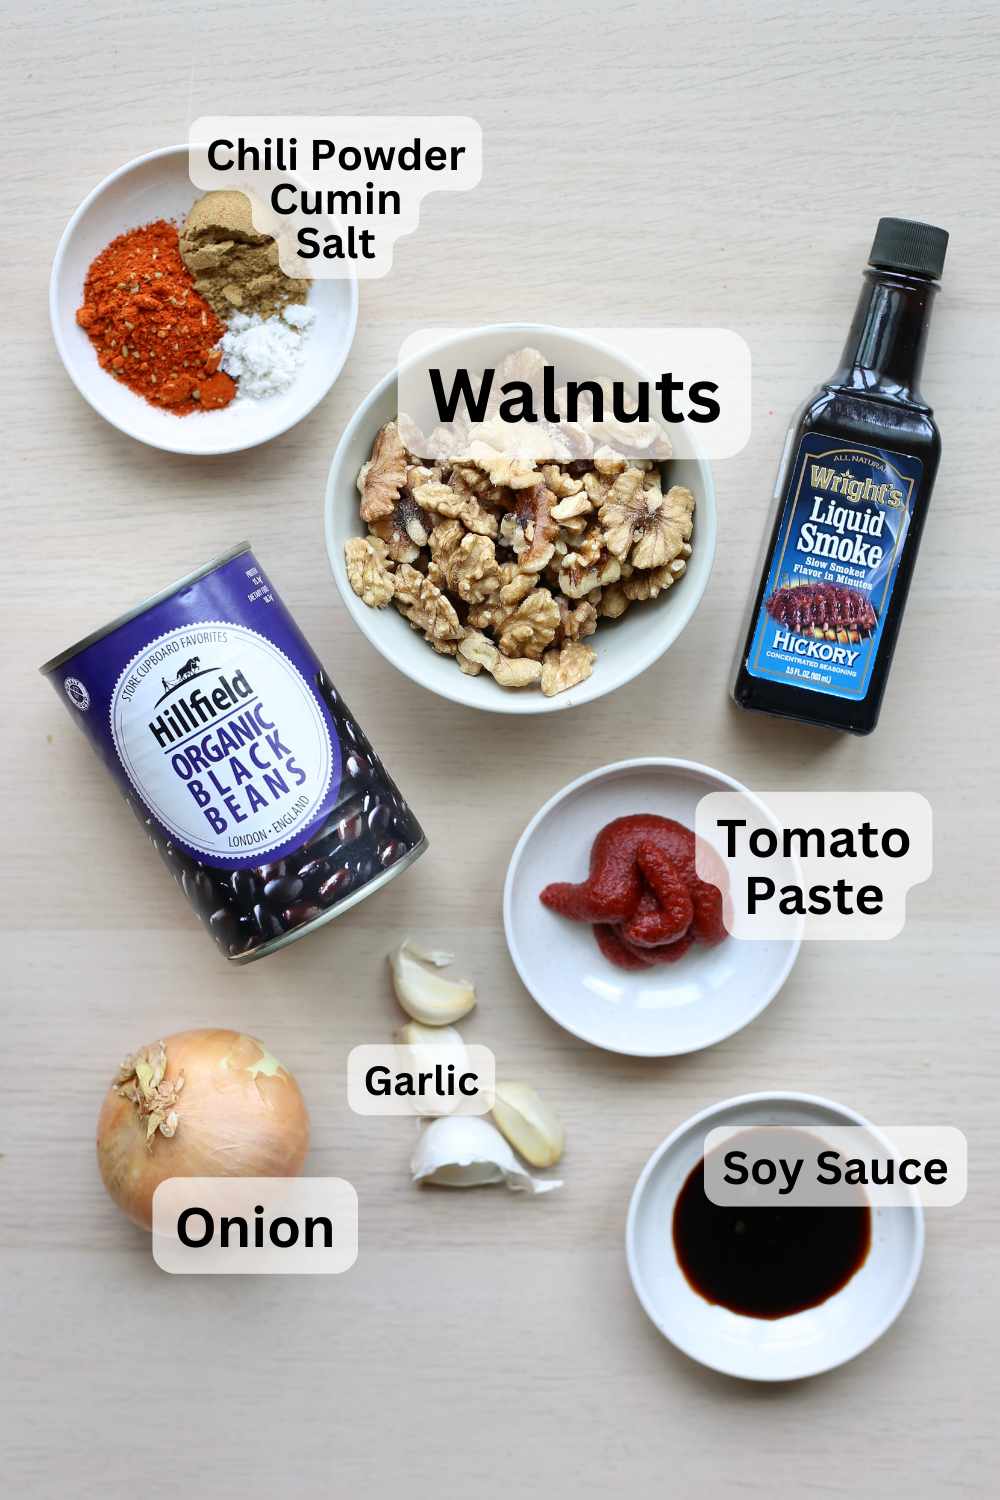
[
  {"xmin": 412, "ymin": 479, "xmax": 498, "ymax": 538},
  {"xmin": 344, "ymin": 535, "xmax": 395, "ymax": 609},
  {"xmin": 368, "ymin": 482, "xmax": 434, "ymax": 564},
  {"xmin": 631, "ymin": 484, "xmax": 695, "ymax": 570},
  {"xmin": 598, "ymin": 466, "xmax": 650, "ymax": 558},
  {"xmin": 427, "ymin": 523, "xmax": 501, "ymax": 604},
  {"xmin": 458, "ymin": 631, "xmax": 542, "ymax": 687},
  {"xmin": 555, "ymin": 597, "xmax": 598, "ymax": 644},
  {"xmin": 496, "ymin": 588, "xmax": 560, "ymax": 660},
  {"xmin": 465, "ymin": 563, "xmax": 536, "ymax": 632},
  {"xmin": 499, "ymin": 484, "xmax": 561, "ymax": 574},
  {"xmin": 622, "ymin": 556, "xmax": 688, "ymax": 599},
  {"xmin": 540, "ymin": 640, "xmax": 596, "ymax": 697},
  {"xmin": 557, "ymin": 524, "xmax": 621, "ymax": 598},
  {"xmin": 360, "ymin": 422, "xmax": 408, "ymax": 522},
  {"xmin": 392, "ymin": 563, "xmax": 464, "ymax": 642}
]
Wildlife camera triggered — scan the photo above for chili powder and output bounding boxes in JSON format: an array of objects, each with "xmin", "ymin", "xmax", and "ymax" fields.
[{"xmin": 75, "ymin": 219, "xmax": 237, "ymax": 415}]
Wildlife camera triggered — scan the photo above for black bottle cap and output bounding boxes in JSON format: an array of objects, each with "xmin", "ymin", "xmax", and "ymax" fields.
[{"xmin": 868, "ymin": 217, "xmax": 948, "ymax": 280}]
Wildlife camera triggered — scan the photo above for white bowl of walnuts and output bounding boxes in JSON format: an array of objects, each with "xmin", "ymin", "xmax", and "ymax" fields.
[{"xmin": 325, "ymin": 324, "xmax": 717, "ymax": 714}]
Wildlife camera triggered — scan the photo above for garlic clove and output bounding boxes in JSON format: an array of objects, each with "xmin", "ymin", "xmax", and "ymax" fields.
[
  {"xmin": 411, "ymin": 1116, "xmax": 562, "ymax": 1194},
  {"xmin": 389, "ymin": 941, "xmax": 475, "ymax": 1026},
  {"xmin": 393, "ymin": 1022, "xmax": 469, "ymax": 1116},
  {"xmin": 402, "ymin": 939, "xmax": 455, "ymax": 968},
  {"xmin": 491, "ymin": 1082, "xmax": 565, "ymax": 1167},
  {"xmin": 393, "ymin": 1022, "xmax": 464, "ymax": 1048}
]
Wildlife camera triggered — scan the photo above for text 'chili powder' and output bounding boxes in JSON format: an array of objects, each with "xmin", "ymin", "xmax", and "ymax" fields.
[{"xmin": 75, "ymin": 219, "xmax": 237, "ymax": 415}]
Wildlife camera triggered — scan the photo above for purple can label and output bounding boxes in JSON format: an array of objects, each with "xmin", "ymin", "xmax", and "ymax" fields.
[
  {"xmin": 54, "ymin": 552, "xmax": 343, "ymax": 868},
  {"xmin": 111, "ymin": 621, "xmax": 337, "ymax": 866},
  {"xmin": 45, "ymin": 547, "xmax": 425, "ymax": 961}
]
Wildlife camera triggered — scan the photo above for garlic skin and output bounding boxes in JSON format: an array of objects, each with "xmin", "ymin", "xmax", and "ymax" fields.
[
  {"xmin": 491, "ymin": 1082, "xmax": 564, "ymax": 1168},
  {"xmin": 389, "ymin": 940, "xmax": 475, "ymax": 1025},
  {"xmin": 411, "ymin": 1116, "xmax": 562, "ymax": 1194}
]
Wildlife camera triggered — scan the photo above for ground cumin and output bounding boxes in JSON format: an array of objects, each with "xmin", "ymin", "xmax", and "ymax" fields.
[
  {"xmin": 75, "ymin": 220, "xmax": 237, "ymax": 414},
  {"xmin": 179, "ymin": 190, "xmax": 310, "ymax": 322}
]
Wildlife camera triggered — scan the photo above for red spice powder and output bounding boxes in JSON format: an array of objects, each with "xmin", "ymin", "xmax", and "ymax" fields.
[{"xmin": 75, "ymin": 219, "xmax": 237, "ymax": 415}]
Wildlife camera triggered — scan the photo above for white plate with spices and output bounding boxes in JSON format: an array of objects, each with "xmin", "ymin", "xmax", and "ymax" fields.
[
  {"xmin": 50, "ymin": 144, "xmax": 358, "ymax": 455},
  {"xmin": 325, "ymin": 324, "xmax": 717, "ymax": 713},
  {"xmin": 503, "ymin": 758, "xmax": 800, "ymax": 1055},
  {"xmin": 626, "ymin": 1092, "xmax": 924, "ymax": 1381}
]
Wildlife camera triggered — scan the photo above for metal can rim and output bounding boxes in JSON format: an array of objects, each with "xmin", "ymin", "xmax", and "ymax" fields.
[
  {"xmin": 38, "ymin": 540, "xmax": 253, "ymax": 676},
  {"xmin": 226, "ymin": 834, "xmax": 430, "ymax": 965}
]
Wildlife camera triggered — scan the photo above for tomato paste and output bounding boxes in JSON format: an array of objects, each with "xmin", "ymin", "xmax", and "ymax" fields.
[{"xmin": 540, "ymin": 814, "xmax": 727, "ymax": 971}]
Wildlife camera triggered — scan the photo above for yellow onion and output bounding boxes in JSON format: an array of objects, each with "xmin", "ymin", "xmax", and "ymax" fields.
[{"xmin": 96, "ymin": 1029, "xmax": 310, "ymax": 1230}]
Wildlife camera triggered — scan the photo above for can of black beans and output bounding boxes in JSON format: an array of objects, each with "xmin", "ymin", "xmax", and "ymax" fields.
[{"xmin": 40, "ymin": 542, "xmax": 427, "ymax": 963}]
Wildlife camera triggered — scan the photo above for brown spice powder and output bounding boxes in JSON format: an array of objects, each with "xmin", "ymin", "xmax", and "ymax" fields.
[{"xmin": 178, "ymin": 190, "xmax": 311, "ymax": 322}]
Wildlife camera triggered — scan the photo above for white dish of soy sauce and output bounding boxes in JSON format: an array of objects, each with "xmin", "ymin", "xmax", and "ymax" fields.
[{"xmin": 626, "ymin": 1092, "xmax": 924, "ymax": 1382}]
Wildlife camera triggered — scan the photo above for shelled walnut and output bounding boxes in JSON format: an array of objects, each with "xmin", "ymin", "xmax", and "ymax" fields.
[
  {"xmin": 344, "ymin": 535, "xmax": 395, "ymax": 608},
  {"xmin": 345, "ymin": 368, "xmax": 697, "ymax": 697},
  {"xmin": 541, "ymin": 641, "xmax": 596, "ymax": 697}
]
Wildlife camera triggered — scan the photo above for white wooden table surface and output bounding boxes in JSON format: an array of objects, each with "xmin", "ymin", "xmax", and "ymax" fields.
[{"xmin": 3, "ymin": 4, "xmax": 998, "ymax": 1496}]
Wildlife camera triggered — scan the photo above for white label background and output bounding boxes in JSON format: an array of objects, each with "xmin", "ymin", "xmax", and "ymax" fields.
[
  {"xmin": 703, "ymin": 1126, "xmax": 967, "ymax": 1208},
  {"xmin": 347, "ymin": 1044, "xmax": 496, "ymax": 1115},
  {"xmin": 152, "ymin": 1178, "xmax": 358, "ymax": 1274},
  {"xmin": 695, "ymin": 790, "xmax": 932, "ymax": 939},
  {"xmin": 189, "ymin": 117, "xmax": 483, "ymax": 280},
  {"xmin": 397, "ymin": 326, "xmax": 752, "ymax": 461},
  {"xmin": 111, "ymin": 622, "xmax": 333, "ymax": 862}
]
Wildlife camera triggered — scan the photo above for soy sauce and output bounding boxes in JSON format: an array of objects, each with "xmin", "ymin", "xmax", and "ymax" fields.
[{"xmin": 673, "ymin": 1158, "xmax": 871, "ymax": 1319}]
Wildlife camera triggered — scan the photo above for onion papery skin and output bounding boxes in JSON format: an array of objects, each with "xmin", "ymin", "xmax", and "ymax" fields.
[{"xmin": 96, "ymin": 1029, "xmax": 310, "ymax": 1231}]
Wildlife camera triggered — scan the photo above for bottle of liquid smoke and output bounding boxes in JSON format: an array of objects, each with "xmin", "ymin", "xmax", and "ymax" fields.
[{"xmin": 733, "ymin": 217, "xmax": 948, "ymax": 735}]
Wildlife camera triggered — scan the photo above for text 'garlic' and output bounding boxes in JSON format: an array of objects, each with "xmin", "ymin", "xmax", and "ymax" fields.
[
  {"xmin": 389, "ymin": 939, "xmax": 475, "ymax": 1025},
  {"xmin": 411, "ymin": 1116, "xmax": 562, "ymax": 1194},
  {"xmin": 491, "ymin": 1082, "xmax": 564, "ymax": 1168},
  {"xmin": 393, "ymin": 1022, "xmax": 472, "ymax": 1115}
]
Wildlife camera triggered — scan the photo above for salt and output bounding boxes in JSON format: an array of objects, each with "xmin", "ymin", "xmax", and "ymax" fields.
[{"xmin": 219, "ymin": 304, "xmax": 317, "ymax": 399}]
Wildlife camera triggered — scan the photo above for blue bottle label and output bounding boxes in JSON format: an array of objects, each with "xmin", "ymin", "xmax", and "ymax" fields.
[{"xmin": 745, "ymin": 434, "xmax": 921, "ymax": 700}]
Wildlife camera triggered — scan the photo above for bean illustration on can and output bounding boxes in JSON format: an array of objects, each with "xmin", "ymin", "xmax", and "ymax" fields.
[{"xmin": 40, "ymin": 543, "xmax": 427, "ymax": 963}]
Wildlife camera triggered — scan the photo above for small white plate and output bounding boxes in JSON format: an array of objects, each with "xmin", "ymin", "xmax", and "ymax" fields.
[
  {"xmin": 50, "ymin": 145, "xmax": 358, "ymax": 455},
  {"xmin": 503, "ymin": 758, "xmax": 799, "ymax": 1056},
  {"xmin": 626, "ymin": 1092, "xmax": 924, "ymax": 1381}
]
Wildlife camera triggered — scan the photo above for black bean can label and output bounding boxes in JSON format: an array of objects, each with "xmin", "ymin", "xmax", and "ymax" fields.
[{"xmin": 41, "ymin": 544, "xmax": 427, "ymax": 962}]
